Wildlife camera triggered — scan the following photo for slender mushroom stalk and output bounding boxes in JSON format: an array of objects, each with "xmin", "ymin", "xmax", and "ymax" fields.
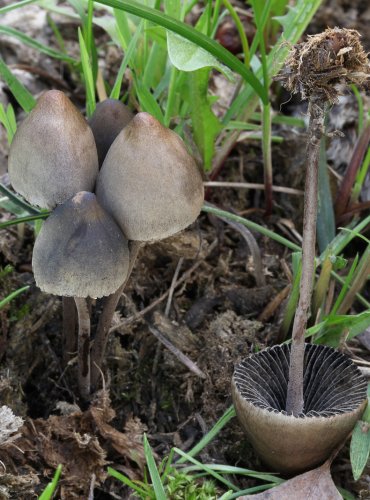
[
  {"xmin": 32, "ymin": 192, "xmax": 129, "ymax": 399},
  {"xmin": 90, "ymin": 240, "xmax": 142, "ymax": 388},
  {"xmin": 92, "ymin": 112, "xmax": 204, "ymax": 388},
  {"xmin": 277, "ymin": 28, "xmax": 370, "ymax": 415}
]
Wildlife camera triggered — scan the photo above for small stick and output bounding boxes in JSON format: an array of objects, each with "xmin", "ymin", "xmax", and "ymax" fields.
[
  {"xmin": 148, "ymin": 324, "xmax": 206, "ymax": 379},
  {"xmin": 74, "ymin": 297, "xmax": 91, "ymax": 400},
  {"xmin": 165, "ymin": 257, "xmax": 184, "ymax": 317}
]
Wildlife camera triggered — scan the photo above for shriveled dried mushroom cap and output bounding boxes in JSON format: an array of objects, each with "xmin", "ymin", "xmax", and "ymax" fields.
[
  {"xmin": 96, "ymin": 112, "xmax": 204, "ymax": 241},
  {"xmin": 232, "ymin": 343, "xmax": 367, "ymax": 474},
  {"xmin": 88, "ymin": 99, "xmax": 134, "ymax": 166},
  {"xmin": 8, "ymin": 90, "xmax": 99, "ymax": 209},
  {"xmin": 32, "ymin": 192, "xmax": 129, "ymax": 298}
]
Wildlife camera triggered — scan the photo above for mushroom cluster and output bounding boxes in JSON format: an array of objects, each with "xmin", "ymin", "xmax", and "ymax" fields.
[{"xmin": 8, "ymin": 90, "xmax": 204, "ymax": 399}]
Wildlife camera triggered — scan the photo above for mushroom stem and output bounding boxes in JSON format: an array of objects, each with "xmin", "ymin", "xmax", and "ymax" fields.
[
  {"xmin": 285, "ymin": 97, "xmax": 325, "ymax": 415},
  {"xmin": 62, "ymin": 297, "xmax": 77, "ymax": 367},
  {"xmin": 90, "ymin": 240, "xmax": 143, "ymax": 389},
  {"xmin": 74, "ymin": 297, "xmax": 91, "ymax": 400}
]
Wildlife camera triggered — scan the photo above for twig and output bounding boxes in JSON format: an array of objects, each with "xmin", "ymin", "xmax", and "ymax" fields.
[
  {"xmin": 147, "ymin": 324, "xmax": 206, "ymax": 379},
  {"xmin": 165, "ymin": 257, "xmax": 184, "ymax": 317},
  {"xmin": 204, "ymin": 181, "xmax": 303, "ymax": 195}
]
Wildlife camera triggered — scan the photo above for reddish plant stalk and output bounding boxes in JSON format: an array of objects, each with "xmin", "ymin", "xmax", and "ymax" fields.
[
  {"xmin": 285, "ymin": 97, "xmax": 325, "ymax": 415},
  {"xmin": 74, "ymin": 297, "xmax": 91, "ymax": 400}
]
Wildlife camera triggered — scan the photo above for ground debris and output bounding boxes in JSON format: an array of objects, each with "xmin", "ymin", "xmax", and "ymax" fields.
[{"xmin": 0, "ymin": 391, "xmax": 145, "ymax": 498}]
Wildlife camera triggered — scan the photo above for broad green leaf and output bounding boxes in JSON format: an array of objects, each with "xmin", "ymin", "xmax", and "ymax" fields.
[
  {"xmin": 167, "ymin": 31, "xmax": 234, "ymax": 80},
  {"xmin": 350, "ymin": 418, "xmax": 370, "ymax": 480},
  {"xmin": 189, "ymin": 69, "xmax": 222, "ymax": 171}
]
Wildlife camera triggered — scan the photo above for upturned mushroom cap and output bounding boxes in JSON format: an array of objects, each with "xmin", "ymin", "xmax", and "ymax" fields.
[
  {"xmin": 96, "ymin": 112, "xmax": 204, "ymax": 241},
  {"xmin": 88, "ymin": 99, "xmax": 134, "ymax": 166},
  {"xmin": 8, "ymin": 90, "xmax": 99, "ymax": 209},
  {"xmin": 32, "ymin": 192, "xmax": 129, "ymax": 298},
  {"xmin": 232, "ymin": 343, "xmax": 367, "ymax": 474}
]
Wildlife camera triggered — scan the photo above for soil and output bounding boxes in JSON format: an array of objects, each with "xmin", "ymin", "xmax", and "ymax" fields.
[{"xmin": 0, "ymin": 1, "xmax": 370, "ymax": 499}]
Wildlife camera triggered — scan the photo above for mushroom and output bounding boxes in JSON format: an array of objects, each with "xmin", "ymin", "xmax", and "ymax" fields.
[
  {"xmin": 88, "ymin": 98, "xmax": 134, "ymax": 166},
  {"xmin": 232, "ymin": 343, "xmax": 367, "ymax": 474},
  {"xmin": 32, "ymin": 191, "xmax": 130, "ymax": 398},
  {"xmin": 90, "ymin": 112, "xmax": 204, "ymax": 387},
  {"xmin": 8, "ymin": 90, "xmax": 99, "ymax": 209},
  {"xmin": 96, "ymin": 112, "xmax": 204, "ymax": 241}
]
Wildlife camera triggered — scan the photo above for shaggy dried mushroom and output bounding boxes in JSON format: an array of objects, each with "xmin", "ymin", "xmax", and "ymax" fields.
[
  {"xmin": 88, "ymin": 98, "xmax": 134, "ymax": 166},
  {"xmin": 8, "ymin": 90, "xmax": 99, "ymax": 210}
]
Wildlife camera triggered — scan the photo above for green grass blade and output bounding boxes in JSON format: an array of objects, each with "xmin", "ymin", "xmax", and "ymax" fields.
[
  {"xmin": 0, "ymin": 184, "xmax": 40, "ymax": 215},
  {"xmin": 317, "ymin": 126, "xmax": 335, "ymax": 253},
  {"xmin": 202, "ymin": 204, "xmax": 300, "ymax": 252},
  {"xmin": 94, "ymin": 0, "xmax": 267, "ymax": 102},
  {"xmin": 0, "ymin": 57, "xmax": 36, "ymax": 112},
  {"xmin": 0, "ymin": 0, "xmax": 37, "ymax": 15},
  {"xmin": 108, "ymin": 467, "xmax": 149, "ymax": 496},
  {"xmin": 0, "ymin": 213, "xmax": 49, "ymax": 229},
  {"xmin": 143, "ymin": 434, "xmax": 166, "ymax": 500},
  {"xmin": 110, "ymin": 20, "xmax": 143, "ymax": 99},
  {"xmin": 174, "ymin": 448, "xmax": 238, "ymax": 491},
  {"xmin": 38, "ymin": 464, "xmax": 62, "ymax": 500},
  {"xmin": 177, "ymin": 405, "xmax": 236, "ymax": 463},
  {"xmin": 0, "ymin": 285, "xmax": 29, "ymax": 310},
  {"xmin": 0, "ymin": 25, "xmax": 75, "ymax": 64},
  {"xmin": 78, "ymin": 27, "xmax": 96, "ymax": 117},
  {"xmin": 0, "ymin": 103, "xmax": 15, "ymax": 144},
  {"xmin": 350, "ymin": 392, "xmax": 370, "ymax": 481}
]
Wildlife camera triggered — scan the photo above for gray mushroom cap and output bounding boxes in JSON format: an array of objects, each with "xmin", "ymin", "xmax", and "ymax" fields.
[
  {"xmin": 88, "ymin": 99, "xmax": 134, "ymax": 166},
  {"xmin": 8, "ymin": 90, "xmax": 99, "ymax": 209},
  {"xmin": 96, "ymin": 112, "xmax": 204, "ymax": 242},
  {"xmin": 32, "ymin": 192, "xmax": 129, "ymax": 298}
]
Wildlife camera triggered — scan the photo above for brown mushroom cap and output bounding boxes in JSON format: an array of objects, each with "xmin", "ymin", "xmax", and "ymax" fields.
[
  {"xmin": 96, "ymin": 112, "xmax": 204, "ymax": 241},
  {"xmin": 232, "ymin": 343, "xmax": 367, "ymax": 474},
  {"xmin": 8, "ymin": 90, "xmax": 99, "ymax": 209},
  {"xmin": 32, "ymin": 192, "xmax": 129, "ymax": 298},
  {"xmin": 88, "ymin": 99, "xmax": 134, "ymax": 166}
]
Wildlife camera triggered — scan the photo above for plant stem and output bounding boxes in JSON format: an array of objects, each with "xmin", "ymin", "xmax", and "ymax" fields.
[
  {"xmin": 62, "ymin": 297, "xmax": 77, "ymax": 367},
  {"xmin": 90, "ymin": 240, "xmax": 143, "ymax": 389},
  {"xmin": 285, "ymin": 97, "xmax": 325, "ymax": 415},
  {"xmin": 74, "ymin": 297, "xmax": 91, "ymax": 400}
]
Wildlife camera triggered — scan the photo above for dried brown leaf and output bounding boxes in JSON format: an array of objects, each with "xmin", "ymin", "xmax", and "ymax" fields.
[{"xmin": 240, "ymin": 461, "xmax": 341, "ymax": 499}]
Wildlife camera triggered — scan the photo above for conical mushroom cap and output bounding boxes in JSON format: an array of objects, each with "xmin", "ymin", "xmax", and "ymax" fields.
[
  {"xmin": 232, "ymin": 343, "xmax": 367, "ymax": 474},
  {"xmin": 96, "ymin": 112, "xmax": 204, "ymax": 241},
  {"xmin": 32, "ymin": 192, "xmax": 129, "ymax": 298},
  {"xmin": 88, "ymin": 99, "xmax": 134, "ymax": 166},
  {"xmin": 8, "ymin": 90, "xmax": 99, "ymax": 209}
]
